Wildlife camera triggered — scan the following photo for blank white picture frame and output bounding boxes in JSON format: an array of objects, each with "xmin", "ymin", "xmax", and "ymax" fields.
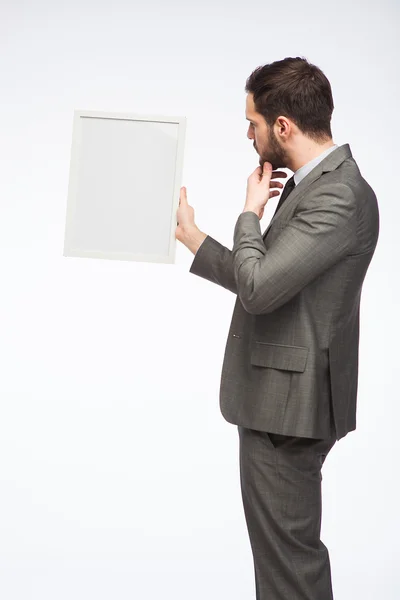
[{"xmin": 63, "ymin": 109, "xmax": 186, "ymax": 264}]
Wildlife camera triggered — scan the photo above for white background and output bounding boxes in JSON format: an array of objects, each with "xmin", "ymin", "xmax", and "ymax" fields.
[{"xmin": 0, "ymin": 1, "xmax": 398, "ymax": 598}]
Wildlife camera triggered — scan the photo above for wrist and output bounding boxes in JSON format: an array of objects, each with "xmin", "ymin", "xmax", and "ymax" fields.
[
  {"xmin": 242, "ymin": 206, "xmax": 259, "ymax": 217},
  {"xmin": 182, "ymin": 226, "xmax": 207, "ymax": 255}
]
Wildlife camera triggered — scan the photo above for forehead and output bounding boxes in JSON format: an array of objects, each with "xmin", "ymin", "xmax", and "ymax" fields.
[{"xmin": 245, "ymin": 93, "xmax": 258, "ymax": 121}]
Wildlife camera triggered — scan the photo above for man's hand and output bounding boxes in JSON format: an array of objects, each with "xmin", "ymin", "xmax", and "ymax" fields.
[
  {"xmin": 176, "ymin": 187, "xmax": 207, "ymax": 254},
  {"xmin": 243, "ymin": 162, "xmax": 288, "ymax": 219}
]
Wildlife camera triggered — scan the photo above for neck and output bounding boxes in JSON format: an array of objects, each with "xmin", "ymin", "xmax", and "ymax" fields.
[{"xmin": 288, "ymin": 139, "xmax": 335, "ymax": 173}]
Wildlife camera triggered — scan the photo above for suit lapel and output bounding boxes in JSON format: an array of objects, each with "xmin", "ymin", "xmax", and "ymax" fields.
[{"xmin": 262, "ymin": 143, "xmax": 352, "ymax": 239}]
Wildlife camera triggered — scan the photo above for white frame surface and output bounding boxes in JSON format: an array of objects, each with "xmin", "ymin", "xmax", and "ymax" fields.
[{"xmin": 63, "ymin": 109, "xmax": 186, "ymax": 264}]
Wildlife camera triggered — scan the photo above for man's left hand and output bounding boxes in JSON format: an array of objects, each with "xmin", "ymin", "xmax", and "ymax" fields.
[{"xmin": 243, "ymin": 162, "xmax": 288, "ymax": 219}]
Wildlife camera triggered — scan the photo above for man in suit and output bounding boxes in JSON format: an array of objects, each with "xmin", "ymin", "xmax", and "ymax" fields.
[{"xmin": 175, "ymin": 57, "xmax": 379, "ymax": 599}]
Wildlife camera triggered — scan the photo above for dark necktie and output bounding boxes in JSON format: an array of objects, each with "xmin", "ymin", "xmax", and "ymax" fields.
[{"xmin": 273, "ymin": 174, "xmax": 296, "ymax": 217}]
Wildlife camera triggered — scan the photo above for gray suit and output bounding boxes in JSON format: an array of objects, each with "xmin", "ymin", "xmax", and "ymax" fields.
[
  {"xmin": 189, "ymin": 143, "xmax": 379, "ymax": 441},
  {"xmin": 188, "ymin": 143, "xmax": 379, "ymax": 599}
]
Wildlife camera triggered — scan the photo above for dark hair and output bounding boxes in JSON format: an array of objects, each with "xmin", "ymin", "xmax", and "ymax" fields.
[{"xmin": 245, "ymin": 56, "xmax": 334, "ymax": 143}]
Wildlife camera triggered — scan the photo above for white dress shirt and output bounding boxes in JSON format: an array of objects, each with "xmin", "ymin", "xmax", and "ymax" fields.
[{"xmin": 293, "ymin": 144, "xmax": 338, "ymax": 186}]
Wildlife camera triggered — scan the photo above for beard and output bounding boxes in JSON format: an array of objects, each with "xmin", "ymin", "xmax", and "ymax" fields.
[{"xmin": 256, "ymin": 128, "xmax": 288, "ymax": 171}]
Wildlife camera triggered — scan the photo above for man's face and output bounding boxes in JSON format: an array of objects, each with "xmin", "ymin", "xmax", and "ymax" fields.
[{"xmin": 245, "ymin": 93, "xmax": 288, "ymax": 171}]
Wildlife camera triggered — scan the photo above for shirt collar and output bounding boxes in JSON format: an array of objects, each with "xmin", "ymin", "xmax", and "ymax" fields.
[{"xmin": 293, "ymin": 144, "xmax": 338, "ymax": 186}]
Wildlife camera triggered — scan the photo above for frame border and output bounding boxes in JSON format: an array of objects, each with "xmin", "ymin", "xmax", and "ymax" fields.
[{"xmin": 63, "ymin": 109, "xmax": 186, "ymax": 264}]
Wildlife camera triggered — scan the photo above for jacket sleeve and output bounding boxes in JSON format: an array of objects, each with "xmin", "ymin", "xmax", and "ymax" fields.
[
  {"xmin": 189, "ymin": 234, "xmax": 237, "ymax": 294},
  {"xmin": 232, "ymin": 183, "xmax": 357, "ymax": 314}
]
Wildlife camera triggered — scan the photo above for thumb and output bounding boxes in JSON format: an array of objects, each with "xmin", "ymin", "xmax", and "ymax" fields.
[
  {"xmin": 179, "ymin": 186, "xmax": 187, "ymax": 204},
  {"xmin": 263, "ymin": 162, "xmax": 272, "ymax": 176}
]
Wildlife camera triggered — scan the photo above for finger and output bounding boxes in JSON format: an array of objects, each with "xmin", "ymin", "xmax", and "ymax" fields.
[
  {"xmin": 270, "ymin": 181, "xmax": 284, "ymax": 189},
  {"xmin": 179, "ymin": 187, "xmax": 187, "ymax": 205},
  {"xmin": 262, "ymin": 163, "xmax": 273, "ymax": 177},
  {"xmin": 269, "ymin": 190, "xmax": 280, "ymax": 198},
  {"xmin": 271, "ymin": 171, "xmax": 288, "ymax": 179}
]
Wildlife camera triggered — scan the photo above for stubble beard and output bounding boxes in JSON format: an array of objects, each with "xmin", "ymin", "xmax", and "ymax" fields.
[{"xmin": 257, "ymin": 128, "xmax": 288, "ymax": 171}]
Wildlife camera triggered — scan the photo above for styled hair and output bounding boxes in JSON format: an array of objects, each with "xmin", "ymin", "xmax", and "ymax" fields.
[{"xmin": 245, "ymin": 56, "xmax": 334, "ymax": 142}]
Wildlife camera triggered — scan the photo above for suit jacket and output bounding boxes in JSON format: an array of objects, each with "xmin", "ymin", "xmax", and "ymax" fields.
[{"xmin": 189, "ymin": 144, "xmax": 379, "ymax": 440}]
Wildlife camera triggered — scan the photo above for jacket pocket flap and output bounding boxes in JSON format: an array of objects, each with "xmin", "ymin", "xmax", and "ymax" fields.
[{"xmin": 250, "ymin": 342, "xmax": 308, "ymax": 372}]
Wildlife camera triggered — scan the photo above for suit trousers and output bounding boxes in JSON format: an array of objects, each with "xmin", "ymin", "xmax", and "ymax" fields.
[{"xmin": 238, "ymin": 425, "xmax": 337, "ymax": 600}]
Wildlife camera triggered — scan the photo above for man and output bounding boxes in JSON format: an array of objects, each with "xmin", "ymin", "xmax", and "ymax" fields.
[{"xmin": 175, "ymin": 56, "xmax": 379, "ymax": 600}]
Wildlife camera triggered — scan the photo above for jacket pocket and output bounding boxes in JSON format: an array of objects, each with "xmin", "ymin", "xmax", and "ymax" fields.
[{"xmin": 250, "ymin": 341, "xmax": 309, "ymax": 372}]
